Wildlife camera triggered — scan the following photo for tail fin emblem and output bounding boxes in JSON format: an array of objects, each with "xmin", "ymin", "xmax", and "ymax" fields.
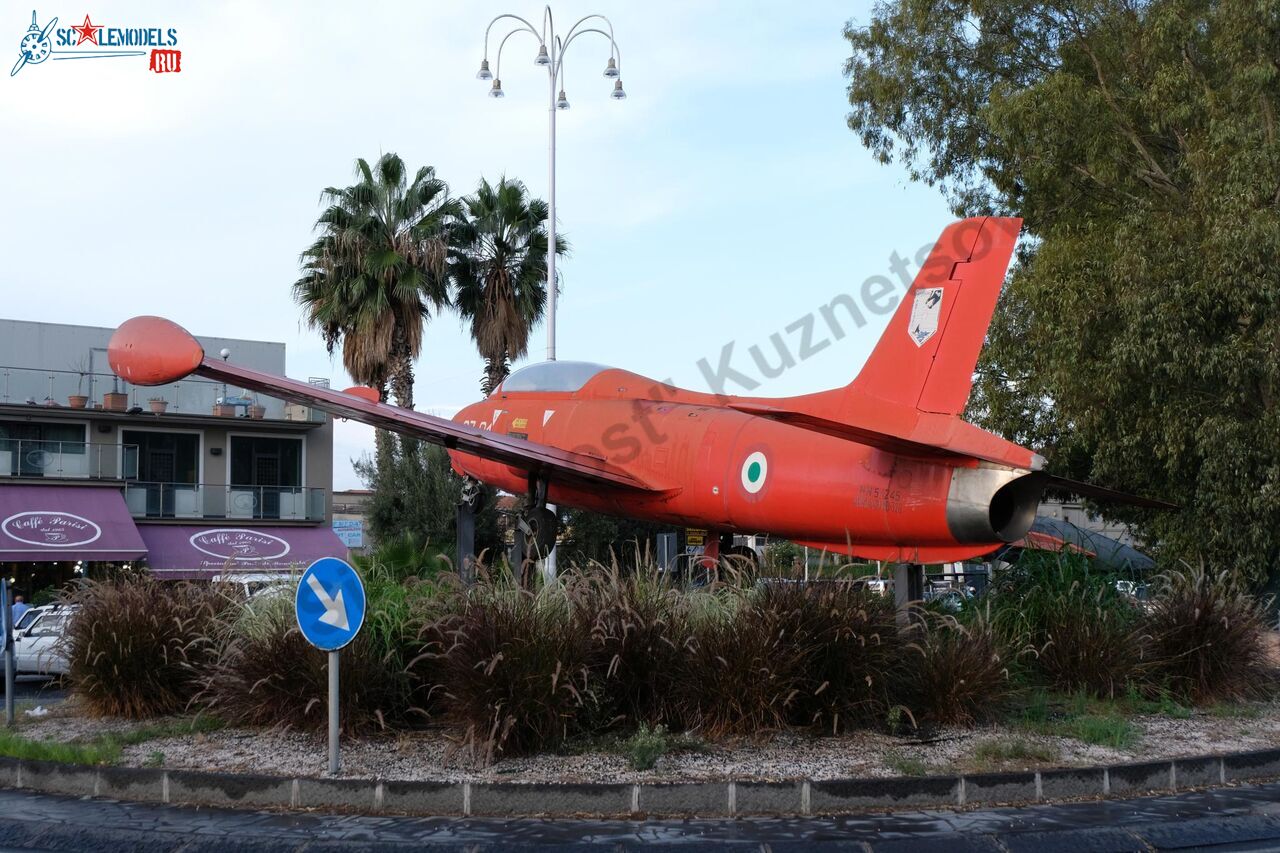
[{"xmin": 909, "ymin": 287, "xmax": 945, "ymax": 346}]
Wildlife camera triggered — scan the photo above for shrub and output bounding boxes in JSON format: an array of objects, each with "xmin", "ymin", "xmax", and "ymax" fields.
[
  {"xmin": 623, "ymin": 724, "xmax": 670, "ymax": 770},
  {"xmin": 899, "ymin": 611, "xmax": 1012, "ymax": 726},
  {"xmin": 1142, "ymin": 563, "xmax": 1273, "ymax": 703},
  {"xmin": 65, "ymin": 574, "xmax": 231, "ymax": 718}
]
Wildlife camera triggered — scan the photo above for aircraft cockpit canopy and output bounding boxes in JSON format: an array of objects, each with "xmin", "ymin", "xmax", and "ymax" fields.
[{"xmin": 501, "ymin": 361, "xmax": 611, "ymax": 393}]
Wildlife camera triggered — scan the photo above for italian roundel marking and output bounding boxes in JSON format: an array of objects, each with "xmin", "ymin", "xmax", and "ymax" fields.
[{"xmin": 741, "ymin": 451, "xmax": 768, "ymax": 494}]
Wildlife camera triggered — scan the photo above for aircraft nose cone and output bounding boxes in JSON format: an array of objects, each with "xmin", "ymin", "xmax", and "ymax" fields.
[{"xmin": 108, "ymin": 316, "xmax": 205, "ymax": 386}]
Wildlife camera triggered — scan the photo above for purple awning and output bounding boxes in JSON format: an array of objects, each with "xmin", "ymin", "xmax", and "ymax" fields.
[
  {"xmin": 0, "ymin": 485, "xmax": 146, "ymax": 562},
  {"xmin": 138, "ymin": 525, "xmax": 349, "ymax": 579}
]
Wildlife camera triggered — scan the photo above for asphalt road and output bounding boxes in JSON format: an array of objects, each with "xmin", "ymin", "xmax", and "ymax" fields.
[{"xmin": 1, "ymin": 781, "xmax": 1280, "ymax": 851}]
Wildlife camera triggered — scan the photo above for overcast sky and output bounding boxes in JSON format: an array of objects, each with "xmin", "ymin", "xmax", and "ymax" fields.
[{"xmin": 0, "ymin": 1, "xmax": 954, "ymax": 489}]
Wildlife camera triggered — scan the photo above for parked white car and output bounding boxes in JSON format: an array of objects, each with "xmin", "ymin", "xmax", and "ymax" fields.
[
  {"xmin": 12, "ymin": 604, "xmax": 77, "ymax": 677},
  {"xmin": 212, "ymin": 572, "xmax": 297, "ymax": 602},
  {"xmin": 10, "ymin": 604, "xmax": 43, "ymax": 645}
]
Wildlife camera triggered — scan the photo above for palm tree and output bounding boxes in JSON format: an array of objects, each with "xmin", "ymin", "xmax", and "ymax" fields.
[
  {"xmin": 451, "ymin": 177, "xmax": 568, "ymax": 395},
  {"xmin": 293, "ymin": 153, "xmax": 458, "ymax": 409}
]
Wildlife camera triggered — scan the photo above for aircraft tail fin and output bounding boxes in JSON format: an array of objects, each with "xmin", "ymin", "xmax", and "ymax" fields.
[{"xmin": 849, "ymin": 216, "xmax": 1021, "ymax": 416}]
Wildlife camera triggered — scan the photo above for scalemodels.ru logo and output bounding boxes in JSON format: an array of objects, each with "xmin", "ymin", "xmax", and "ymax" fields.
[{"xmin": 10, "ymin": 10, "xmax": 181, "ymax": 76}]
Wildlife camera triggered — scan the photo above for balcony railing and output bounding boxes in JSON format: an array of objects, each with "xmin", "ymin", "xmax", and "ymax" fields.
[
  {"xmin": 0, "ymin": 440, "xmax": 138, "ymax": 480},
  {"xmin": 122, "ymin": 482, "xmax": 326, "ymax": 522},
  {"xmin": 0, "ymin": 365, "xmax": 325, "ymax": 423}
]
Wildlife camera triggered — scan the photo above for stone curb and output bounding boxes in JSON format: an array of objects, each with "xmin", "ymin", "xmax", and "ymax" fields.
[{"xmin": 2, "ymin": 747, "xmax": 1279, "ymax": 818}]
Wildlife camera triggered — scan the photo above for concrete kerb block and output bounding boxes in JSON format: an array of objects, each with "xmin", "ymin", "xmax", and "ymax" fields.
[
  {"xmin": 166, "ymin": 768, "xmax": 295, "ymax": 809},
  {"xmin": 3, "ymin": 746, "xmax": 1280, "ymax": 819},
  {"xmin": 1037, "ymin": 766, "xmax": 1106, "ymax": 800},
  {"xmin": 1224, "ymin": 748, "xmax": 1280, "ymax": 783},
  {"xmin": 636, "ymin": 781, "xmax": 729, "ymax": 816},
  {"xmin": 378, "ymin": 778, "xmax": 466, "ymax": 816},
  {"xmin": 962, "ymin": 771, "xmax": 1038, "ymax": 806},
  {"xmin": 734, "ymin": 780, "xmax": 804, "ymax": 815},
  {"xmin": 18, "ymin": 759, "xmax": 99, "ymax": 797},
  {"xmin": 1174, "ymin": 755, "xmax": 1223, "ymax": 790},
  {"xmin": 95, "ymin": 764, "xmax": 166, "ymax": 803},
  {"xmin": 469, "ymin": 782, "xmax": 632, "ymax": 817},
  {"xmin": 296, "ymin": 776, "xmax": 378, "ymax": 810},
  {"xmin": 1106, "ymin": 759, "xmax": 1175, "ymax": 797},
  {"xmin": 809, "ymin": 775, "xmax": 961, "ymax": 813}
]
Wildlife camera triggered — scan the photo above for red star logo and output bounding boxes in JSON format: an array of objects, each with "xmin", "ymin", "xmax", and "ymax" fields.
[{"xmin": 72, "ymin": 14, "xmax": 102, "ymax": 46}]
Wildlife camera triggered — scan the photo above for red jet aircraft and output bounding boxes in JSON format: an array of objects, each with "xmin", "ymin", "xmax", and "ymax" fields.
[{"xmin": 108, "ymin": 217, "xmax": 1169, "ymax": 567}]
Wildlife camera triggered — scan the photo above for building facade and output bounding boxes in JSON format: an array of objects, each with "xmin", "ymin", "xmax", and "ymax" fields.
[{"xmin": 0, "ymin": 319, "xmax": 347, "ymax": 599}]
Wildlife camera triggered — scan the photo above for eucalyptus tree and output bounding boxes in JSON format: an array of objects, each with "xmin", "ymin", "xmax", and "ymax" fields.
[{"xmin": 845, "ymin": 0, "xmax": 1280, "ymax": 579}]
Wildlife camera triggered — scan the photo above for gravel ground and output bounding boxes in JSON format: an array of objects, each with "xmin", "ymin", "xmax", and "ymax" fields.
[{"xmin": 15, "ymin": 697, "xmax": 1280, "ymax": 783}]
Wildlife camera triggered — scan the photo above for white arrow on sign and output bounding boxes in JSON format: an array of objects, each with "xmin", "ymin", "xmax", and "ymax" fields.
[{"xmin": 306, "ymin": 574, "xmax": 350, "ymax": 631}]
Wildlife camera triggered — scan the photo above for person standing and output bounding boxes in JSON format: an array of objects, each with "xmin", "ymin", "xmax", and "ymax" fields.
[{"xmin": 10, "ymin": 595, "xmax": 30, "ymax": 628}]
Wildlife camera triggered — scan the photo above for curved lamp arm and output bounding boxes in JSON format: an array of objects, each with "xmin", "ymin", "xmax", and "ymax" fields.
[
  {"xmin": 556, "ymin": 26, "xmax": 621, "ymax": 76},
  {"xmin": 563, "ymin": 14, "xmax": 617, "ymax": 59},
  {"xmin": 483, "ymin": 13, "xmax": 541, "ymax": 60},
  {"xmin": 493, "ymin": 25, "xmax": 542, "ymax": 81}
]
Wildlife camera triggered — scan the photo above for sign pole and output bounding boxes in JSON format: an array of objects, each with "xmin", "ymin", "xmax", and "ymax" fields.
[
  {"xmin": 296, "ymin": 557, "xmax": 364, "ymax": 778},
  {"xmin": 328, "ymin": 650, "xmax": 340, "ymax": 774},
  {"xmin": 1, "ymin": 578, "xmax": 12, "ymax": 727}
]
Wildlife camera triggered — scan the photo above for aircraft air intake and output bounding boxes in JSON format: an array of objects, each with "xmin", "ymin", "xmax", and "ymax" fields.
[{"xmin": 945, "ymin": 467, "xmax": 1043, "ymax": 544}]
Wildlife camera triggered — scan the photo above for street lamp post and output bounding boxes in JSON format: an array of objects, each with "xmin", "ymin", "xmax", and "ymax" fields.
[{"xmin": 477, "ymin": 7, "xmax": 625, "ymax": 363}]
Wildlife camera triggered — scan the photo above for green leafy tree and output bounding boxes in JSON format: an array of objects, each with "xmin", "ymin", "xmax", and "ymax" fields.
[
  {"xmin": 558, "ymin": 507, "xmax": 672, "ymax": 568},
  {"xmin": 452, "ymin": 177, "xmax": 569, "ymax": 395},
  {"xmin": 353, "ymin": 441, "xmax": 502, "ymax": 561},
  {"xmin": 845, "ymin": 0, "xmax": 1280, "ymax": 580},
  {"xmin": 294, "ymin": 153, "xmax": 457, "ymax": 409}
]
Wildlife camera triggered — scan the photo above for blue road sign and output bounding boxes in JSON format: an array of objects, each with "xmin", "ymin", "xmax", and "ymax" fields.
[{"xmin": 295, "ymin": 557, "xmax": 366, "ymax": 651}]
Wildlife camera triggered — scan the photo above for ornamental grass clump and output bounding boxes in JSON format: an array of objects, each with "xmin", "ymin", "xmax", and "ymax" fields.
[
  {"xmin": 989, "ymin": 551, "xmax": 1143, "ymax": 697},
  {"xmin": 667, "ymin": 583, "xmax": 809, "ymax": 737},
  {"xmin": 759, "ymin": 581, "xmax": 903, "ymax": 733},
  {"xmin": 899, "ymin": 610, "xmax": 1013, "ymax": 726},
  {"xmin": 200, "ymin": 562, "xmax": 440, "ymax": 733},
  {"xmin": 431, "ymin": 582, "xmax": 595, "ymax": 763},
  {"xmin": 198, "ymin": 596, "xmax": 407, "ymax": 734},
  {"xmin": 575, "ymin": 569, "xmax": 692, "ymax": 730},
  {"xmin": 65, "ymin": 574, "xmax": 232, "ymax": 718},
  {"xmin": 1141, "ymin": 563, "xmax": 1272, "ymax": 704}
]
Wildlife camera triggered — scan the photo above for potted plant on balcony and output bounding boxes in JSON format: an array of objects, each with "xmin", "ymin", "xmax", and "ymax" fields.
[
  {"xmin": 67, "ymin": 357, "xmax": 90, "ymax": 409},
  {"xmin": 103, "ymin": 377, "xmax": 128, "ymax": 412},
  {"xmin": 247, "ymin": 396, "xmax": 266, "ymax": 420},
  {"xmin": 213, "ymin": 400, "xmax": 237, "ymax": 417},
  {"xmin": 148, "ymin": 397, "xmax": 169, "ymax": 414}
]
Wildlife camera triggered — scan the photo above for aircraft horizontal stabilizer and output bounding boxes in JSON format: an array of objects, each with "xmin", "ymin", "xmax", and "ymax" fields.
[
  {"xmin": 1044, "ymin": 475, "xmax": 1179, "ymax": 510},
  {"xmin": 727, "ymin": 401, "xmax": 1043, "ymax": 471}
]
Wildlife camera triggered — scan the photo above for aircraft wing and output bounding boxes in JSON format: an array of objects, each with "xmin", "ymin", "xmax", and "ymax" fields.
[{"xmin": 107, "ymin": 317, "xmax": 658, "ymax": 495}]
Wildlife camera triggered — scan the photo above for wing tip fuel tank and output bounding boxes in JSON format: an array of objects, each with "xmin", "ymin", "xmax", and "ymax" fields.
[{"xmin": 108, "ymin": 316, "xmax": 205, "ymax": 386}]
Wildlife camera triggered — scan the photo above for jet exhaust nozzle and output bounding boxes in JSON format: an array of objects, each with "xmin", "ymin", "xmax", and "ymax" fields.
[{"xmin": 946, "ymin": 467, "xmax": 1043, "ymax": 544}]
